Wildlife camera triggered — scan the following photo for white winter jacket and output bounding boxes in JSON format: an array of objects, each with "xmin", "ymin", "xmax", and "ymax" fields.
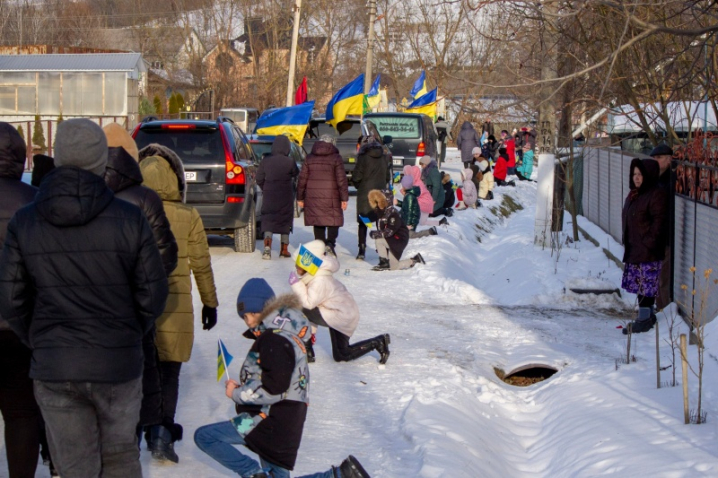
[{"xmin": 291, "ymin": 255, "xmax": 360, "ymax": 337}]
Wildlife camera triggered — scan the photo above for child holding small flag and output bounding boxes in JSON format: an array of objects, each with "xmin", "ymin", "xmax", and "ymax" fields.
[
  {"xmin": 368, "ymin": 189, "xmax": 425, "ymax": 271},
  {"xmin": 290, "ymin": 240, "xmax": 391, "ymax": 364},
  {"xmin": 195, "ymin": 278, "xmax": 370, "ymax": 478}
]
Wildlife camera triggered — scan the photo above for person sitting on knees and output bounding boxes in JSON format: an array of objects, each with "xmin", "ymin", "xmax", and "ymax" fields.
[
  {"xmin": 368, "ymin": 189, "xmax": 424, "ymax": 271},
  {"xmin": 400, "ymin": 175, "xmax": 437, "ymax": 238}
]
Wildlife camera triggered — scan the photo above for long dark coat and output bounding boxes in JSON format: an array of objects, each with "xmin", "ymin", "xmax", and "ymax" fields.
[
  {"xmin": 256, "ymin": 136, "xmax": 299, "ymax": 234},
  {"xmin": 456, "ymin": 121, "xmax": 480, "ymax": 164},
  {"xmin": 352, "ymin": 142, "xmax": 390, "ymax": 216},
  {"xmin": 622, "ymin": 159, "xmax": 668, "ymax": 264},
  {"xmin": 297, "ymin": 141, "xmax": 348, "ymax": 227}
]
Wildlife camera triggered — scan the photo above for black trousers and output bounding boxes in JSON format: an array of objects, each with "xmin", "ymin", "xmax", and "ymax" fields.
[
  {"xmin": 302, "ymin": 308, "xmax": 378, "ymax": 362},
  {"xmin": 158, "ymin": 361, "xmax": 182, "ymax": 425},
  {"xmin": 357, "ymin": 211, "xmax": 377, "ymax": 247},
  {"xmin": 638, "ymin": 295, "xmax": 655, "ymax": 308},
  {"xmin": 0, "ymin": 331, "xmax": 41, "ymax": 478},
  {"xmin": 140, "ymin": 326, "xmax": 162, "ymax": 427},
  {"xmin": 313, "ymin": 226, "xmax": 339, "ymax": 247}
]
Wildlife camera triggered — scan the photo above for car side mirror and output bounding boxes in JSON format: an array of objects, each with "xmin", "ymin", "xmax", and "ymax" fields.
[{"xmin": 383, "ymin": 135, "xmax": 393, "ymax": 145}]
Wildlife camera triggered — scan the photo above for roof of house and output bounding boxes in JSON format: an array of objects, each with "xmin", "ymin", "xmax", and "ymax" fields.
[
  {"xmin": 0, "ymin": 53, "xmax": 146, "ymax": 72},
  {"xmin": 88, "ymin": 27, "xmax": 206, "ymax": 63}
]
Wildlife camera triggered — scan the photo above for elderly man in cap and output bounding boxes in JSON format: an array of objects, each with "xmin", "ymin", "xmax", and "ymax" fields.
[
  {"xmin": 648, "ymin": 143, "xmax": 674, "ymax": 310},
  {"xmin": 0, "ymin": 118, "xmax": 169, "ymax": 478}
]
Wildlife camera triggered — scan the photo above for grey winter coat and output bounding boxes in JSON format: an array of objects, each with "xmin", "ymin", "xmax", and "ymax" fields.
[
  {"xmin": 456, "ymin": 121, "xmax": 480, "ymax": 164},
  {"xmin": 256, "ymin": 136, "xmax": 300, "ymax": 235}
]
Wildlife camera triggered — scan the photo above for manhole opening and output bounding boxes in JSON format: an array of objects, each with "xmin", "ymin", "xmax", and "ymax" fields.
[{"xmin": 494, "ymin": 365, "xmax": 558, "ymax": 387}]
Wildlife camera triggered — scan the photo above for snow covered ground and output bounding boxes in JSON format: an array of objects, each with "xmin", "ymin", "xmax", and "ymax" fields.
[{"xmin": 3, "ymin": 148, "xmax": 718, "ymax": 477}]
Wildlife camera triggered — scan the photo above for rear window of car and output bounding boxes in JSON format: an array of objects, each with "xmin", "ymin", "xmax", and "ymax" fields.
[
  {"xmin": 134, "ymin": 129, "xmax": 224, "ymax": 163},
  {"xmin": 306, "ymin": 120, "xmax": 362, "ymax": 139},
  {"xmin": 250, "ymin": 142, "xmax": 273, "ymax": 159},
  {"xmin": 370, "ymin": 116, "xmax": 420, "ymax": 139}
]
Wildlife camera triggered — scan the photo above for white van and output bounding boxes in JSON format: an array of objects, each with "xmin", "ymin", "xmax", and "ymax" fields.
[{"xmin": 220, "ymin": 108, "xmax": 259, "ymax": 134}]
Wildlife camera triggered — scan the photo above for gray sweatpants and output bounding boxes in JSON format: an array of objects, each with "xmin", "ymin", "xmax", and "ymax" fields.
[{"xmin": 376, "ymin": 237, "xmax": 413, "ymax": 270}]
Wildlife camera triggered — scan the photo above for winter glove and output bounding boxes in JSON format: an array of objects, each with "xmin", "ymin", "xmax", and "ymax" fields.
[
  {"xmin": 370, "ymin": 230, "xmax": 380, "ymax": 240},
  {"xmin": 202, "ymin": 305, "xmax": 217, "ymax": 331},
  {"xmin": 289, "ymin": 271, "xmax": 301, "ymax": 285}
]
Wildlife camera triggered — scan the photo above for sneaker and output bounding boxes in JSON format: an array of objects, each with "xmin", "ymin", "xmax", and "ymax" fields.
[
  {"xmin": 325, "ymin": 244, "xmax": 337, "ymax": 257},
  {"xmin": 439, "ymin": 217, "xmax": 449, "ymax": 226},
  {"xmin": 262, "ymin": 247, "xmax": 271, "ymax": 260},
  {"xmin": 356, "ymin": 244, "xmax": 366, "ymax": 261}
]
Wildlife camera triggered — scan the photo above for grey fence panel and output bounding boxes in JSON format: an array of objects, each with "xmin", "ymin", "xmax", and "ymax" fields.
[
  {"xmin": 693, "ymin": 202, "xmax": 718, "ymax": 322},
  {"xmin": 609, "ymin": 151, "xmax": 624, "ymax": 242},
  {"xmin": 599, "ymin": 152, "xmax": 611, "ymax": 234},
  {"xmin": 673, "ymin": 196, "xmax": 694, "ymax": 311}
]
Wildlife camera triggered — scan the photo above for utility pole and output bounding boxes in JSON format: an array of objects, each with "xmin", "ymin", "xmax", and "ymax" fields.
[
  {"xmin": 286, "ymin": 0, "xmax": 303, "ymax": 107},
  {"xmin": 364, "ymin": 0, "xmax": 377, "ymax": 93}
]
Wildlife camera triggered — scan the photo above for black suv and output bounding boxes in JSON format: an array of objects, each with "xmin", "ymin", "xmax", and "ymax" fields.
[{"xmin": 133, "ymin": 117, "xmax": 260, "ymax": 253}]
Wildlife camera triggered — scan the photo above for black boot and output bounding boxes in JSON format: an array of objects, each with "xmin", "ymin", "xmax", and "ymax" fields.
[
  {"xmin": 338, "ymin": 455, "xmax": 371, "ymax": 478},
  {"xmin": 305, "ymin": 337, "xmax": 316, "ymax": 363},
  {"xmin": 374, "ymin": 334, "xmax": 391, "ymax": 364},
  {"xmin": 412, "ymin": 253, "xmax": 425, "ymax": 265},
  {"xmin": 622, "ymin": 307, "xmax": 654, "ymax": 335},
  {"xmin": 150, "ymin": 425, "xmax": 179, "ymax": 463},
  {"xmin": 439, "ymin": 217, "xmax": 449, "ymax": 226},
  {"xmin": 372, "ymin": 257, "xmax": 390, "ymax": 271},
  {"xmin": 356, "ymin": 244, "xmax": 366, "ymax": 261}
]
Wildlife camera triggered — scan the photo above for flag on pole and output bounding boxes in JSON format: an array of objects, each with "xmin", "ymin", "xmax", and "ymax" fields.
[
  {"xmin": 217, "ymin": 339, "xmax": 234, "ymax": 382},
  {"xmin": 255, "ymin": 101, "xmax": 315, "ymax": 145},
  {"xmin": 326, "ymin": 74, "xmax": 365, "ymax": 129},
  {"xmin": 410, "ymin": 71, "xmax": 427, "ymax": 99},
  {"xmin": 295, "ymin": 244, "xmax": 324, "ymax": 275},
  {"xmin": 365, "ymin": 75, "xmax": 381, "ymax": 110},
  {"xmin": 295, "ymin": 76, "xmax": 308, "ymax": 105},
  {"xmin": 405, "ymin": 88, "xmax": 438, "ymax": 118}
]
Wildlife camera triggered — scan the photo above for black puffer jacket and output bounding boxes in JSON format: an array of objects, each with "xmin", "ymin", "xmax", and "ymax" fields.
[
  {"xmin": 0, "ymin": 166, "xmax": 169, "ymax": 383},
  {"xmin": 105, "ymin": 146, "xmax": 178, "ymax": 276},
  {"xmin": 256, "ymin": 136, "xmax": 299, "ymax": 235},
  {"xmin": 297, "ymin": 141, "xmax": 348, "ymax": 227},
  {"xmin": 352, "ymin": 142, "xmax": 390, "ymax": 215},
  {"xmin": 0, "ymin": 123, "xmax": 36, "ymax": 332},
  {"xmin": 622, "ymin": 159, "xmax": 668, "ymax": 264}
]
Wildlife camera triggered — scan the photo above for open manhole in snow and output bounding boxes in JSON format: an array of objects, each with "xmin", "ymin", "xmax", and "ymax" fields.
[{"xmin": 494, "ymin": 364, "xmax": 558, "ymax": 387}]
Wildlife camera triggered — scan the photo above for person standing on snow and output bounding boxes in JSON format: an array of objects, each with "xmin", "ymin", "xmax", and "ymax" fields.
[
  {"xmin": 0, "ymin": 122, "xmax": 43, "ymax": 478},
  {"xmin": 352, "ymin": 137, "xmax": 391, "ymax": 260},
  {"xmin": 649, "ymin": 144, "xmax": 674, "ymax": 311},
  {"xmin": 290, "ymin": 240, "xmax": 391, "ymax": 363},
  {"xmin": 456, "ymin": 121, "xmax": 481, "ymax": 169},
  {"xmin": 0, "ymin": 119, "xmax": 169, "ymax": 478},
  {"xmin": 621, "ymin": 158, "xmax": 667, "ymax": 335},
  {"xmin": 194, "ymin": 278, "xmax": 372, "ymax": 478},
  {"xmin": 297, "ymin": 135, "xmax": 349, "ymax": 257},
  {"xmin": 139, "ymin": 144, "xmax": 218, "ymax": 463},
  {"xmin": 435, "ymin": 116, "xmax": 452, "ymax": 165},
  {"xmin": 256, "ymin": 135, "xmax": 299, "ymax": 260},
  {"xmin": 420, "ymin": 156, "xmax": 447, "ymax": 218}
]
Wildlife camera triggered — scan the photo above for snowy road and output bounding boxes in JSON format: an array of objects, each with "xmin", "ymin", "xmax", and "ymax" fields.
[{"xmin": 3, "ymin": 149, "xmax": 718, "ymax": 477}]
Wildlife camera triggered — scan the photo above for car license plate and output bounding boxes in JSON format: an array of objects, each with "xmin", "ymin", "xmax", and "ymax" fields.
[
  {"xmin": 348, "ymin": 157, "xmax": 356, "ymax": 163},
  {"xmin": 185, "ymin": 171, "xmax": 197, "ymax": 182},
  {"xmin": 392, "ymin": 159, "xmax": 402, "ymax": 166}
]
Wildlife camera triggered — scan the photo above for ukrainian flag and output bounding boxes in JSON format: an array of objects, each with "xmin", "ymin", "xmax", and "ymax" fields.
[
  {"xmin": 255, "ymin": 101, "xmax": 315, "ymax": 146},
  {"xmin": 217, "ymin": 339, "xmax": 234, "ymax": 382},
  {"xmin": 326, "ymin": 75, "xmax": 365, "ymax": 129},
  {"xmin": 358, "ymin": 215, "xmax": 373, "ymax": 229},
  {"xmin": 296, "ymin": 244, "xmax": 324, "ymax": 275},
  {"xmin": 405, "ymin": 88, "xmax": 438, "ymax": 118},
  {"xmin": 365, "ymin": 75, "xmax": 381, "ymax": 111},
  {"xmin": 410, "ymin": 71, "xmax": 427, "ymax": 99}
]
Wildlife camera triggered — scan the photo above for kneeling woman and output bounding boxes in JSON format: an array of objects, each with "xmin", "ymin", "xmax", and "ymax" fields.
[{"xmin": 290, "ymin": 240, "xmax": 390, "ymax": 364}]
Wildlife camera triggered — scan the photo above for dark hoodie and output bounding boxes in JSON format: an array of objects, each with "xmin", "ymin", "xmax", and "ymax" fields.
[
  {"xmin": 352, "ymin": 141, "xmax": 390, "ymax": 215},
  {"xmin": 296, "ymin": 141, "xmax": 349, "ymax": 227},
  {"xmin": 0, "ymin": 165, "xmax": 169, "ymax": 382},
  {"xmin": 622, "ymin": 158, "xmax": 667, "ymax": 264},
  {"xmin": 105, "ymin": 146, "xmax": 177, "ymax": 275},
  {"xmin": 0, "ymin": 123, "xmax": 36, "ymax": 331},
  {"xmin": 256, "ymin": 135, "xmax": 300, "ymax": 234},
  {"xmin": 368, "ymin": 189, "xmax": 409, "ymax": 260}
]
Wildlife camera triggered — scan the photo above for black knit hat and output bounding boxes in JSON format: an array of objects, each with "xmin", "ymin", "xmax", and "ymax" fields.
[{"xmin": 649, "ymin": 144, "xmax": 673, "ymax": 157}]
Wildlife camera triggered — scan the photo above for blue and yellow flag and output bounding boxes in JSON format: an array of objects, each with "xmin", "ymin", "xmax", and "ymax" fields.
[
  {"xmin": 359, "ymin": 215, "xmax": 373, "ymax": 229},
  {"xmin": 410, "ymin": 71, "xmax": 427, "ymax": 99},
  {"xmin": 255, "ymin": 101, "xmax": 315, "ymax": 146},
  {"xmin": 217, "ymin": 339, "xmax": 234, "ymax": 382},
  {"xmin": 326, "ymin": 75, "xmax": 365, "ymax": 129},
  {"xmin": 405, "ymin": 88, "xmax": 438, "ymax": 118},
  {"xmin": 366, "ymin": 75, "xmax": 381, "ymax": 111},
  {"xmin": 296, "ymin": 244, "xmax": 324, "ymax": 275}
]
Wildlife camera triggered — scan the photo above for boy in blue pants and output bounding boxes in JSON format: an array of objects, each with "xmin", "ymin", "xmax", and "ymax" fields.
[{"xmin": 194, "ymin": 278, "xmax": 370, "ymax": 478}]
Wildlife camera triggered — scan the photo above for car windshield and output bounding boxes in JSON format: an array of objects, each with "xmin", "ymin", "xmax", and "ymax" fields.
[
  {"xmin": 370, "ymin": 116, "xmax": 420, "ymax": 139},
  {"xmin": 306, "ymin": 120, "xmax": 362, "ymax": 140},
  {"xmin": 134, "ymin": 129, "xmax": 224, "ymax": 163}
]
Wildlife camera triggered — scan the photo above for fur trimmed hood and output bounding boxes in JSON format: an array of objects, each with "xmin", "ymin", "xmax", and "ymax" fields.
[
  {"xmin": 368, "ymin": 189, "xmax": 388, "ymax": 210},
  {"xmin": 139, "ymin": 143, "xmax": 186, "ymax": 202}
]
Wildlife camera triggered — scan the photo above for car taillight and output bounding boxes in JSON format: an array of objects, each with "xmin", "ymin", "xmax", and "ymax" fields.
[
  {"xmin": 227, "ymin": 196, "xmax": 245, "ymax": 203},
  {"xmin": 161, "ymin": 124, "xmax": 196, "ymax": 130},
  {"xmin": 131, "ymin": 124, "xmax": 140, "ymax": 138},
  {"xmin": 221, "ymin": 127, "xmax": 245, "ymax": 185},
  {"xmin": 417, "ymin": 142, "xmax": 425, "ymax": 157}
]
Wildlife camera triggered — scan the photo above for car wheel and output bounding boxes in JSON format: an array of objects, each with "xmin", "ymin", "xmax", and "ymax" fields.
[{"xmin": 234, "ymin": 207, "xmax": 256, "ymax": 253}]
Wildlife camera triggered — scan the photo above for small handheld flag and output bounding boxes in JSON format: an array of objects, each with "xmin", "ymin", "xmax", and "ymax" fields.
[
  {"xmin": 359, "ymin": 215, "xmax": 373, "ymax": 229},
  {"xmin": 296, "ymin": 245, "xmax": 324, "ymax": 275},
  {"xmin": 217, "ymin": 339, "xmax": 234, "ymax": 382},
  {"xmin": 393, "ymin": 172, "xmax": 402, "ymax": 183}
]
